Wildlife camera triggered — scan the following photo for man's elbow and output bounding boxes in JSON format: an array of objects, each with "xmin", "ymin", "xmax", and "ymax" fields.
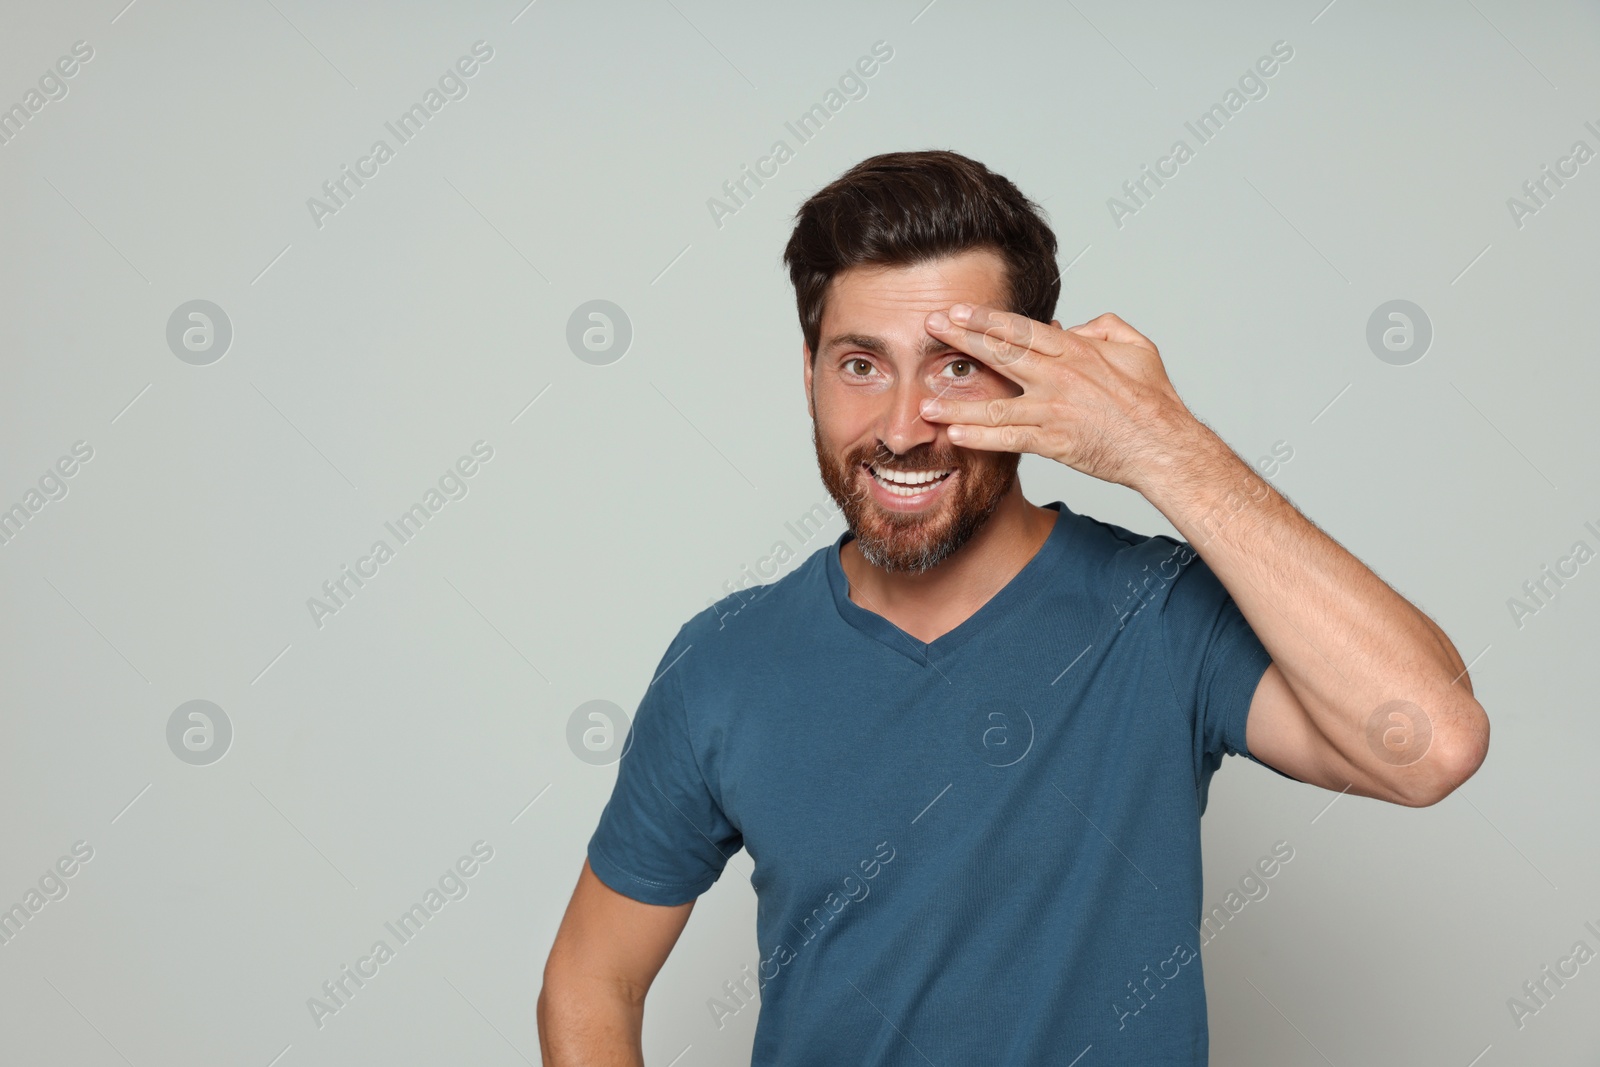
[
  {"xmin": 1393, "ymin": 700, "xmax": 1490, "ymax": 808},
  {"xmin": 537, "ymin": 963, "xmax": 648, "ymax": 1065}
]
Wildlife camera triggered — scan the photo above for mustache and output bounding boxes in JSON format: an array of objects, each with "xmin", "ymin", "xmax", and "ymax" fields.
[{"xmin": 852, "ymin": 446, "xmax": 965, "ymax": 471}]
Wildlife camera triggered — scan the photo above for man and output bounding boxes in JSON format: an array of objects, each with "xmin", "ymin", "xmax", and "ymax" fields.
[{"xmin": 538, "ymin": 150, "xmax": 1489, "ymax": 1065}]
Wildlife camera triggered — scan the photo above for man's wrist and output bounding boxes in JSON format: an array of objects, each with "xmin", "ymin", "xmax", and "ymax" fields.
[{"xmin": 1133, "ymin": 418, "xmax": 1235, "ymax": 515}]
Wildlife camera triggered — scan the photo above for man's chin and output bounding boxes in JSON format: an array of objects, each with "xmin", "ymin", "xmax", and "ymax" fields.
[
  {"xmin": 840, "ymin": 458, "xmax": 1018, "ymax": 574},
  {"xmin": 849, "ymin": 486, "xmax": 972, "ymax": 573}
]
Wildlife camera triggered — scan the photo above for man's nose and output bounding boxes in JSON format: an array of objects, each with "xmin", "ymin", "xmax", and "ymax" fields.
[{"xmin": 879, "ymin": 376, "xmax": 942, "ymax": 457}]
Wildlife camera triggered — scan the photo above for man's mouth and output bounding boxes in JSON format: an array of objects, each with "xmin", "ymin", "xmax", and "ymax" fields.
[{"xmin": 865, "ymin": 462, "xmax": 955, "ymax": 498}]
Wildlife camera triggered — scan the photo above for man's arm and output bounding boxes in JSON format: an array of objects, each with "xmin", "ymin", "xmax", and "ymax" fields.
[
  {"xmin": 1140, "ymin": 422, "xmax": 1490, "ymax": 807},
  {"xmin": 539, "ymin": 859, "xmax": 695, "ymax": 1066},
  {"xmin": 915, "ymin": 303, "xmax": 1489, "ymax": 806}
]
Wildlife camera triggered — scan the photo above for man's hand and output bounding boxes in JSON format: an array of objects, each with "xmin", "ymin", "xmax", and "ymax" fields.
[
  {"xmin": 918, "ymin": 302, "xmax": 1488, "ymax": 806},
  {"xmin": 918, "ymin": 303, "xmax": 1205, "ymax": 492}
]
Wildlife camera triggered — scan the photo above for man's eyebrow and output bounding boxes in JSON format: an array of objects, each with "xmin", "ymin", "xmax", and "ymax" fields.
[{"xmin": 820, "ymin": 333, "xmax": 959, "ymax": 358}]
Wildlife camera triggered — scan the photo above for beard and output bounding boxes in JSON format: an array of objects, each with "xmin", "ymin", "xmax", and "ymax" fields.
[{"xmin": 812, "ymin": 418, "xmax": 1020, "ymax": 575}]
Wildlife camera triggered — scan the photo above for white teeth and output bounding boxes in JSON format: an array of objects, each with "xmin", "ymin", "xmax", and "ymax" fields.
[
  {"xmin": 871, "ymin": 465, "xmax": 952, "ymax": 485},
  {"xmin": 869, "ymin": 465, "xmax": 953, "ymax": 495}
]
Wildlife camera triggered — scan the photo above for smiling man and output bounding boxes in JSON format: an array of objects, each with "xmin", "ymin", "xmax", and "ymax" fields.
[{"xmin": 539, "ymin": 150, "xmax": 1491, "ymax": 1066}]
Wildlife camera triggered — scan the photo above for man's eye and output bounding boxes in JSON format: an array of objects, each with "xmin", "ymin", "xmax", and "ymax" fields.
[
  {"xmin": 942, "ymin": 359, "xmax": 977, "ymax": 378},
  {"xmin": 847, "ymin": 358, "xmax": 875, "ymax": 376}
]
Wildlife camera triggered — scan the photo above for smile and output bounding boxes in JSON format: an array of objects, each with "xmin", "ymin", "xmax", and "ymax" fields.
[{"xmin": 866, "ymin": 463, "xmax": 955, "ymax": 499}]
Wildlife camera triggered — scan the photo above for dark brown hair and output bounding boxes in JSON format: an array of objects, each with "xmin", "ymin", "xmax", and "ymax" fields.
[{"xmin": 782, "ymin": 149, "xmax": 1060, "ymax": 361}]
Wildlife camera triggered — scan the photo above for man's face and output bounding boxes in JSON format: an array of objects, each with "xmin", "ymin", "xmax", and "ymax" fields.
[{"xmin": 804, "ymin": 248, "xmax": 1026, "ymax": 574}]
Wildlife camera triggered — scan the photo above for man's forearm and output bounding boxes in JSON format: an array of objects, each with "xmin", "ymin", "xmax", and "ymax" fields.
[
  {"xmin": 1137, "ymin": 421, "xmax": 1489, "ymax": 800},
  {"xmin": 538, "ymin": 981, "xmax": 646, "ymax": 1067}
]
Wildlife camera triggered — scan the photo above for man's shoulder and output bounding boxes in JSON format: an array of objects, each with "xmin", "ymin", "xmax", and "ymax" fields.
[
  {"xmin": 1054, "ymin": 505, "xmax": 1229, "ymax": 648},
  {"xmin": 1057, "ymin": 503, "xmax": 1190, "ymax": 584}
]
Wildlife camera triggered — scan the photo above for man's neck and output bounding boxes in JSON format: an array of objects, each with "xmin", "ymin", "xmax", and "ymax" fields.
[{"xmin": 840, "ymin": 487, "xmax": 1058, "ymax": 644}]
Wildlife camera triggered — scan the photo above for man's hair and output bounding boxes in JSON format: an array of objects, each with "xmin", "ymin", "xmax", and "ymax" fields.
[{"xmin": 782, "ymin": 149, "xmax": 1060, "ymax": 362}]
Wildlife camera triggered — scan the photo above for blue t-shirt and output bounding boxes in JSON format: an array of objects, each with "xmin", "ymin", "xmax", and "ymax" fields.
[{"xmin": 587, "ymin": 500, "xmax": 1293, "ymax": 1065}]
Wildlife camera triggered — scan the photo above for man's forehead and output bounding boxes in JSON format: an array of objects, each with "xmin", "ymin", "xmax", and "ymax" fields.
[{"xmin": 821, "ymin": 250, "xmax": 1008, "ymax": 331}]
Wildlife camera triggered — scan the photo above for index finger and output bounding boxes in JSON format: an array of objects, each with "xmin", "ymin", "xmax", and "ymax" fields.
[{"xmin": 928, "ymin": 302, "xmax": 1068, "ymax": 377}]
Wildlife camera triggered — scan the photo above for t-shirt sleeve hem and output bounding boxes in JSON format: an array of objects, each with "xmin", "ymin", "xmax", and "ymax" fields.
[
  {"xmin": 587, "ymin": 839, "xmax": 716, "ymax": 906},
  {"xmin": 1227, "ymin": 650, "xmax": 1304, "ymax": 783}
]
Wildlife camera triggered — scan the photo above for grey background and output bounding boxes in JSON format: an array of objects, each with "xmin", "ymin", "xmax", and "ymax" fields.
[{"xmin": 1, "ymin": 0, "xmax": 1596, "ymax": 1064}]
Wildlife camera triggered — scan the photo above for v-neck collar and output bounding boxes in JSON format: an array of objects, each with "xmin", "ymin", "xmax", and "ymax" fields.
[{"xmin": 825, "ymin": 501, "xmax": 1074, "ymax": 668}]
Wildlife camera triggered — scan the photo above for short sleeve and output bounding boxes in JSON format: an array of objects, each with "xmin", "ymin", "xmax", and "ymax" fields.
[
  {"xmin": 1143, "ymin": 537, "xmax": 1300, "ymax": 803},
  {"xmin": 586, "ymin": 630, "xmax": 744, "ymax": 905}
]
